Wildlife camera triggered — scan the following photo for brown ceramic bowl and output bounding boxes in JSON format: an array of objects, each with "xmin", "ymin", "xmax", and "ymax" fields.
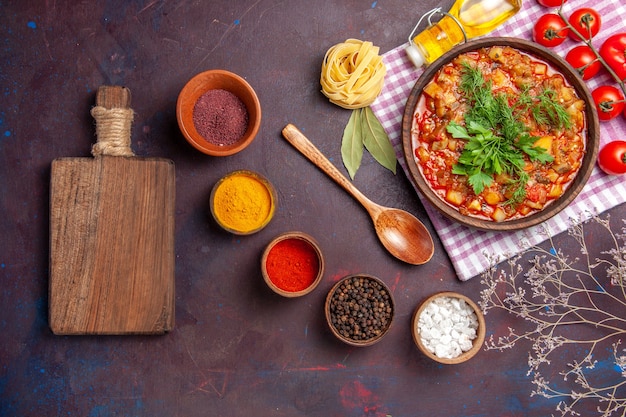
[
  {"xmin": 177, "ymin": 69, "xmax": 261, "ymax": 156},
  {"xmin": 325, "ymin": 274, "xmax": 394, "ymax": 347},
  {"xmin": 261, "ymin": 232, "xmax": 325, "ymax": 298},
  {"xmin": 401, "ymin": 37, "xmax": 599, "ymax": 231},
  {"xmin": 411, "ymin": 291, "xmax": 485, "ymax": 365},
  {"xmin": 209, "ymin": 170, "xmax": 277, "ymax": 235}
]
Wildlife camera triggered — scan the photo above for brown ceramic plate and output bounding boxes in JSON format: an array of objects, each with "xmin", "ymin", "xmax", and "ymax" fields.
[{"xmin": 401, "ymin": 37, "xmax": 600, "ymax": 231}]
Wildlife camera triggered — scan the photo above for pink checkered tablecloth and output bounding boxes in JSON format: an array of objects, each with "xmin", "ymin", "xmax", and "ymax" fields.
[{"xmin": 370, "ymin": 0, "xmax": 626, "ymax": 281}]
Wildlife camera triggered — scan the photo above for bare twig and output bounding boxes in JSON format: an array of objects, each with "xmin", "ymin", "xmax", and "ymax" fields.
[{"xmin": 480, "ymin": 214, "xmax": 626, "ymax": 416}]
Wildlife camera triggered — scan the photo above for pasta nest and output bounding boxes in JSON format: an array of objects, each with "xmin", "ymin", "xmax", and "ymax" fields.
[{"xmin": 320, "ymin": 39, "xmax": 387, "ymax": 110}]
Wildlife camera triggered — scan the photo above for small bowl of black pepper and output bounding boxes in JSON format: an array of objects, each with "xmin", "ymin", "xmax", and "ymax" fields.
[
  {"xmin": 176, "ymin": 69, "xmax": 261, "ymax": 156},
  {"xmin": 325, "ymin": 274, "xmax": 395, "ymax": 347}
]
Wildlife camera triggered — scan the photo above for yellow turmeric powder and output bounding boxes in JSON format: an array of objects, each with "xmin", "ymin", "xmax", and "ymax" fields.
[{"xmin": 211, "ymin": 171, "xmax": 275, "ymax": 234}]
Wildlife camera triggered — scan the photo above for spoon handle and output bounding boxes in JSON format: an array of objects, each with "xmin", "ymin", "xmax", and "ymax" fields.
[{"xmin": 281, "ymin": 124, "xmax": 379, "ymax": 215}]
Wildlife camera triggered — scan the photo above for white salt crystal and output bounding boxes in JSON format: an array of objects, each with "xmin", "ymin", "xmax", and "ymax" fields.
[
  {"xmin": 451, "ymin": 345, "xmax": 462, "ymax": 358},
  {"xmin": 429, "ymin": 327, "xmax": 442, "ymax": 340},
  {"xmin": 459, "ymin": 334, "xmax": 473, "ymax": 351},
  {"xmin": 417, "ymin": 296, "xmax": 480, "ymax": 359},
  {"xmin": 435, "ymin": 344, "xmax": 450, "ymax": 358},
  {"xmin": 440, "ymin": 318, "xmax": 453, "ymax": 331}
]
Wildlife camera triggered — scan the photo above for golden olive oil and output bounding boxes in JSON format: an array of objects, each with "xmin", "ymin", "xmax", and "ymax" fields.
[{"xmin": 406, "ymin": 0, "xmax": 522, "ymax": 67}]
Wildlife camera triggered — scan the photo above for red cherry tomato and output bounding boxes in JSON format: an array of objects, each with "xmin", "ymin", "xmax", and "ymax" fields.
[
  {"xmin": 568, "ymin": 8, "xmax": 601, "ymax": 41},
  {"xmin": 533, "ymin": 14, "xmax": 569, "ymax": 47},
  {"xmin": 598, "ymin": 140, "xmax": 626, "ymax": 175},
  {"xmin": 599, "ymin": 33, "xmax": 626, "ymax": 81},
  {"xmin": 591, "ymin": 86, "xmax": 625, "ymax": 121},
  {"xmin": 565, "ymin": 45, "xmax": 601, "ymax": 80},
  {"xmin": 536, "ymin": 0, "xmax": 567, "ymax": 7}
]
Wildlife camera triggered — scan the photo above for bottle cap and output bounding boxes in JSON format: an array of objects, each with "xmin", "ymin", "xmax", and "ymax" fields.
[{"xmin": 405, "ymin": 43, "xmax": 426, "ymax": 68}]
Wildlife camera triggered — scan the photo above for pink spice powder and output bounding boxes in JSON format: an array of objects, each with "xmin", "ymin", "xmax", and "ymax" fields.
[{"xmin": 192, "ymin": 89, "xmax": 249, "ymax": 146}]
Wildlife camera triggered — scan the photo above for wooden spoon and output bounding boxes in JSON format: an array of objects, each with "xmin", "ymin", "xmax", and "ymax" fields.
[{"xmin": 282, "ymin": 124, "xmax": 434, "ymax": 265}]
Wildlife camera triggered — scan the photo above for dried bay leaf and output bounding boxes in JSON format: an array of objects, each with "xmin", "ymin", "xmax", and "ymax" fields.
[
  {"xmin": 341, "ymin": 108, "xmax": 364, "ymax": 179},
  {"xmin": 361, "ymin": 106, "xmax": 397, "ymax": 175},
  {"xmin": 340, "ymin": 107, "xmax": 397, "ymax": 179}
]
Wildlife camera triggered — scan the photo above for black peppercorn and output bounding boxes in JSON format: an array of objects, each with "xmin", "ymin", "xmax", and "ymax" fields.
[{"xmin": 327, "ymin": 275, "xmax": 394, "ymax": 344}]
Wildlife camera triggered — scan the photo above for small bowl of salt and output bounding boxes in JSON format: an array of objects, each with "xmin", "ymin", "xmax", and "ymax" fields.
[
  {"xmin": 411, "ymin": 291, "xmax": 485, "ymax": 364},
  {"xmin": 176, "ymin": 69, "xmax": 261, "ymax": 156}
]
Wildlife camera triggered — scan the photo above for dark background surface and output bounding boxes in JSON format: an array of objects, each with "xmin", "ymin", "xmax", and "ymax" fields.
[{"xmin": 2, "ymin": 1, "xmax": 625, "ymax": 416}]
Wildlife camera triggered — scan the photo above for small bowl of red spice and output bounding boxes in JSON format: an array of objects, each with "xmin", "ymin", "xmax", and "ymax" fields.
[
  {"xmin": 176, "ymin": 69, "xmax": 261, "ymax": 156},
  {"xmin": 261, "ymin": 232, "xmax": 324, "ymax": 298}
]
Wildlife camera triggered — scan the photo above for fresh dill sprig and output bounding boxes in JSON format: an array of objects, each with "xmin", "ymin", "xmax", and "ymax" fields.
[
  {"xmin": 514, "ymin": 85, "xmax": 535, "ymax": 111},
  {"xmin": 495, "ymin": 93, "xmax": 526, "ymax": 143},
  {"xmin": 509, "ymin": 171, "xmax": 530, "ymax": 205},
  {"xmin": 459, "ymin": 62, "xmax": 499, "ymax": 129},
  {"xmin": 531, "ymin": 89, "xmax": 572, "ymax": 130},
  {"xmin": 448, "ymin": 63, "xmax": 566, "ymax": 200}
]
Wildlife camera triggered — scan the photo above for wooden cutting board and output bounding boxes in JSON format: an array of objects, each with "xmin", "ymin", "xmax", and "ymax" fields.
[{"xmin": 49, "ymin": 86, "xmax": 175, "ymax": 335}]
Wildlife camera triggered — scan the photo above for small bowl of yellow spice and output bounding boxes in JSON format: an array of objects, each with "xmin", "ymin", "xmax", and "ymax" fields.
[{"xmin": 210, "ymin": 170, "xmax": 277, "ymax": 235}]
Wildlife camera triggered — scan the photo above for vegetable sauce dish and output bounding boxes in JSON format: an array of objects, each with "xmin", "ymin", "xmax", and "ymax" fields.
[{"xmin": 402, "ymin": 37, "xmax": 599, "ymax": 231}]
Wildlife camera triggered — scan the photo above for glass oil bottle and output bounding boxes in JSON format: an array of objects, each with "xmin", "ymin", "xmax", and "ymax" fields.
[{"xmin": 405, "ymin": 0, "xmax": 522, "ymax": 68}]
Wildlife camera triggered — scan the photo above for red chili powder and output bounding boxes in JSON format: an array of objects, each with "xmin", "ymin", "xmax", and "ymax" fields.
[
  {"xmin": 192, "ymin": 89, "xmax": 249, "ymax": 146},
  {"xmin": 265, "ymin": 238, "xmax": 320, "ymax": 292}
]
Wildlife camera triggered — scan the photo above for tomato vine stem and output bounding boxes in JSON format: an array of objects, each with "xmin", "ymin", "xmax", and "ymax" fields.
[{"xmin": 556, "ymin": 5, "xmax": 626, "ymax": 100}]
